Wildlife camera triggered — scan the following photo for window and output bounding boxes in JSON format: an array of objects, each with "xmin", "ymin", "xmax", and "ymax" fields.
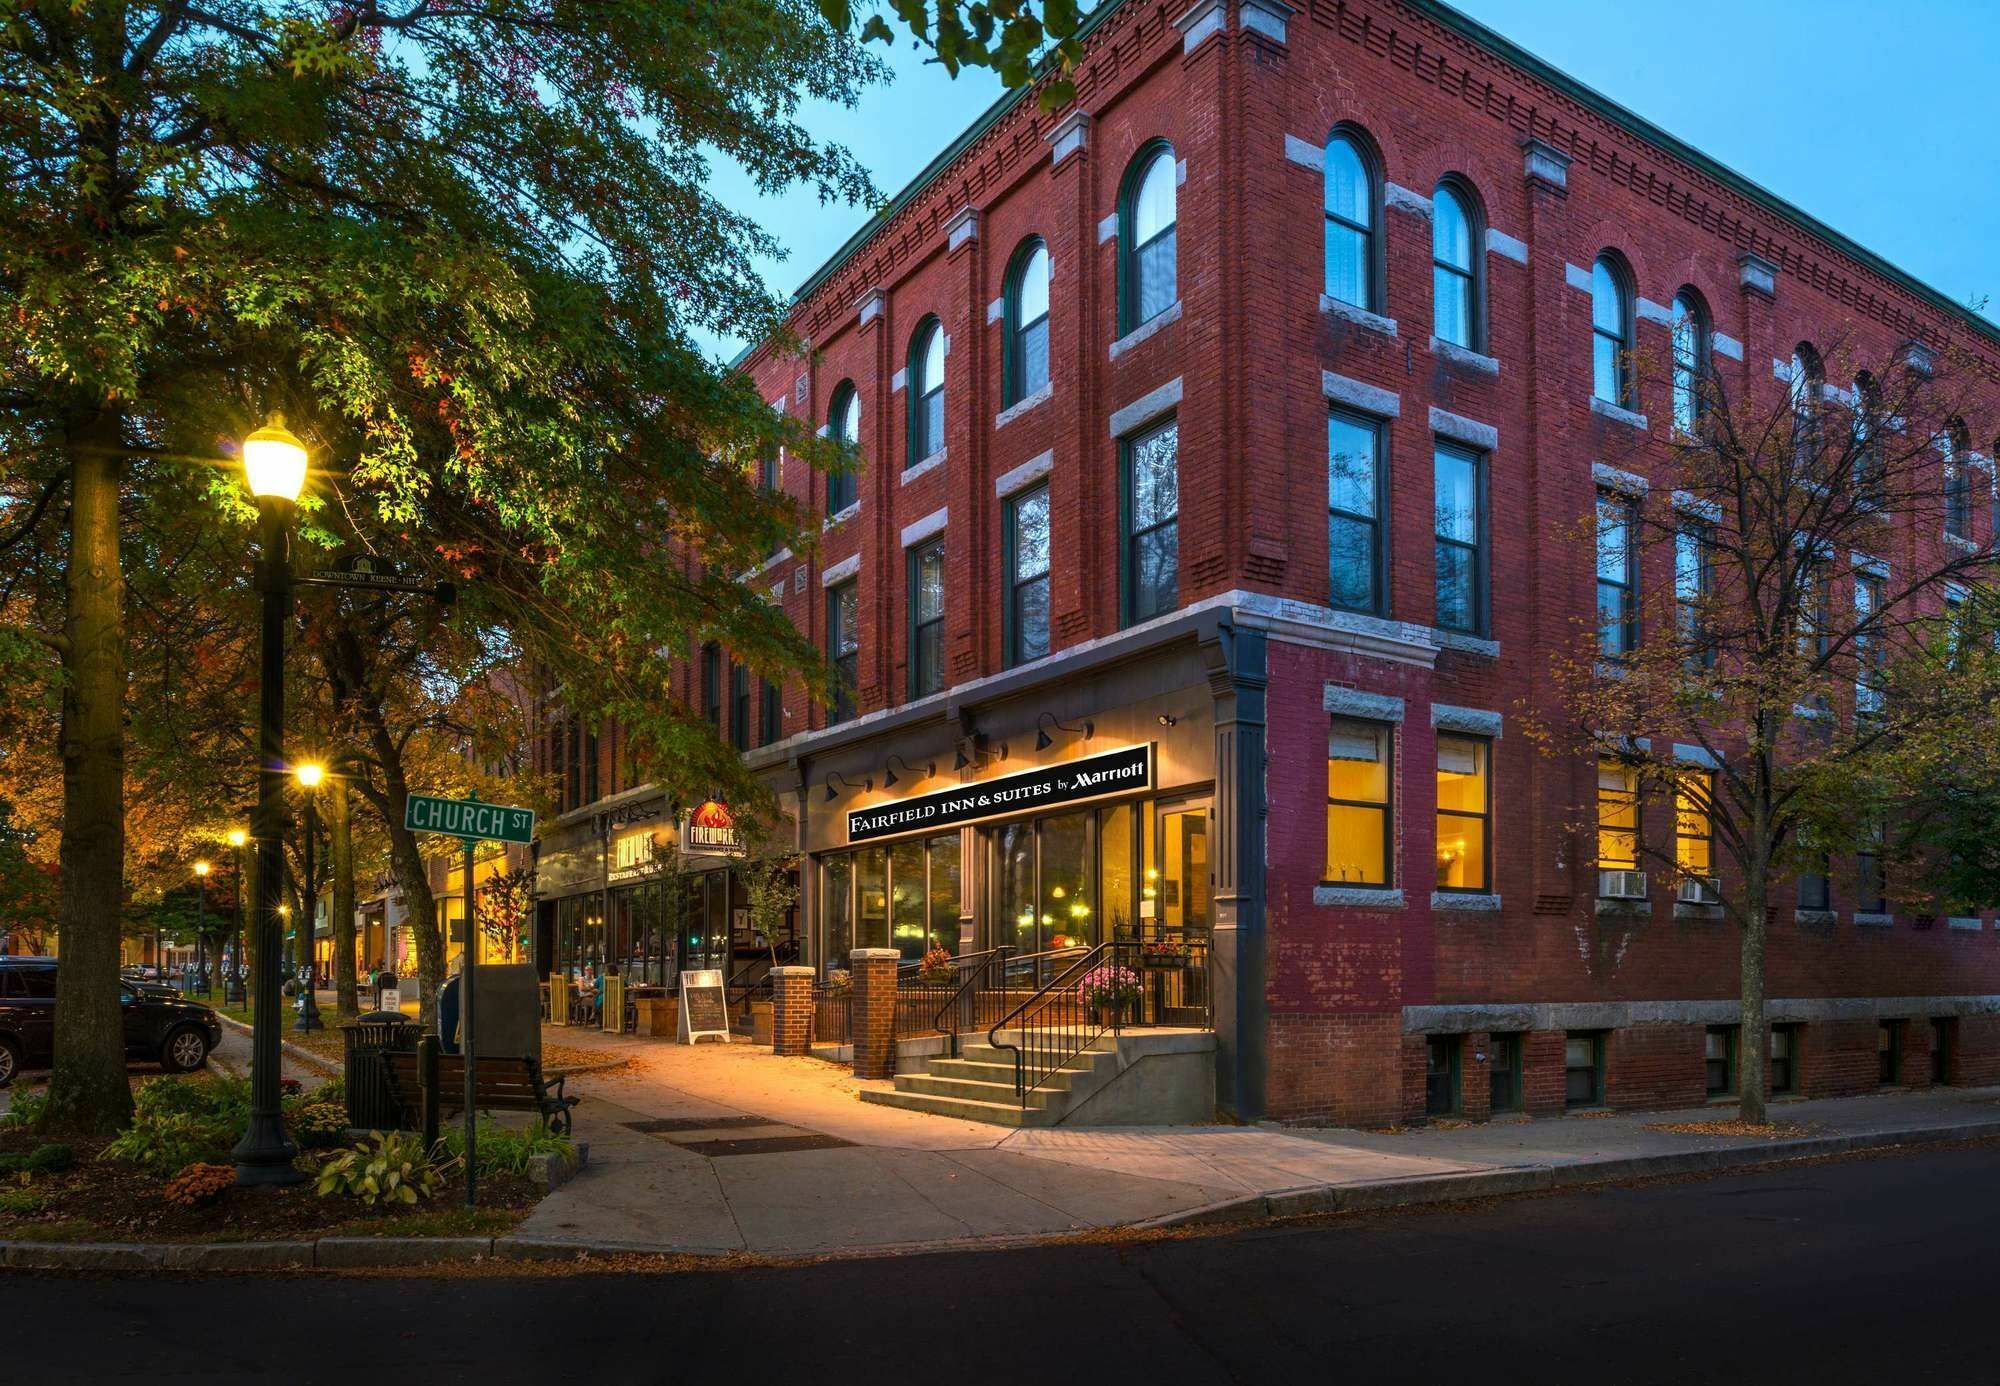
[
  {"xmin": 1323, "ymin": 130, "xmax": 1376, "ymax": 310},
  {"xmin": 827, "ymin": 580, "xmax": 858, "ymax": 725},
  {"xmin": 1943, "ymin": 421, "xmax": 1971, "ymax": 539},
  {"xmin": 1596, "ymin": 758, "xmax": 1640, "ymax": 871},
  {"xmin": 1434, "ymin": 734, "xmax": 1491, "ymax": 892},
  {"xmin": 1123, "ymin": 145, "xmax": 1178, "ymax": 330},
  {"xmin": 700, "ymin": 644, "xmax": 721, "ymax": 728},
  {"xmin": 1425, "ymin": 1035, "xmax": 1460, "ymax": 1117},
  {"xmin": 1676, "ymin": 520, "xmax": 1713, "ymax": 667},
  {"xmin": 1789, "ymin": 344, "xmax": 1822, "ymax": 469},
  {"xmin": 1795, "ymin": 557, "xmax": 1828, "ymax": 661},
  {"xmin": 758, "ymin": 439, "xmax": 780, "ymax": 494},
  {"xmin": 908, "ymin": 320, "xmax": 945, "ymax": 466},
  {"xmin": 1856, "ymin": 822, "xmax": 1887, "ymax": 913},
  {"xmin": 1931, "ymin": 1018, "xmax": 1955, "ymax": 1085},
  {"xmin": 1489, "ymin": 1032, "xmax": 1524, "ymax": 1113},
  {"xmin": 1705, "ymin": 1025, "xmax": 1738, "ymax": 1098},
  {"xmin": 729, "ymin": 661, "xmax": 750, "ymax": 752},
  {"xmin": 908, "ymin": 537, "xmax": 945, "ymax": 699},
  {"xmin": 1005, "ymin": 239, "xmax": 1051, "ymax": 405},
  {"xmin": 1878, "ymin": 1019, "xmax": 1903, "ymax": 1086},
  {"xmin": 1670, "ymin": 290, "xmax": 1708, "ymax": 434},
  {"xmin": 1432, "ymin": 181, "xmax": 1477, "ymax": 346},
  {"xmin": 1328, "ymin": 411, "xmax": 1386, "ymax": 614},
  {"xmin": 1591, "ymin": 254, "xmax": 1633, "ymax": 406},
  {"xmin": 1596, "ymin": 492, "xmax": 1636, "ymax": 655},
  {"xmin": 1124, "ymin": 418, "xmax": 1179, "ymax": 624},
  {"xmin": 823, "ymin": 832, "xmax": 961, "ymax": 964},
  {"xmin": 1326, "ymin": 718, "xmax": 1393, "ymax": 886},
  {"xmin": 1005, "ymin": 484, "xmax": 1051, "ymax": 666},
  {"xmin": 1854, "ymin": 570, "xmax": 1884, "ymax": 715},
  {"xmin": 1565, "ymin": 1031, "xmax": 1605, "ymax": 1109},
  {"xmin": 1433, "ymin": 443, "xmax": 1485, "ymax": 634},
  {"xmin": 1675, "ymin": 769, "xmax": 1714, "ymax": 881},
  {"xmin": 759, "ymin": 679, "xmax": 782, "ymax": 746},
  {"xmin": 1851, "ymin": 372, "xmax": 1883, "ymax": 503},
  {"xmin": 1770, "ymin": 1025, "xmax": 1798, "ymax": 1095},
  {"xmin": 826, "ymin": 382, "xmax": 860, "ymax": 516},
  {"xmin": 1798, "ymin": 857, "xmax": 1830, "ymax": 911}
]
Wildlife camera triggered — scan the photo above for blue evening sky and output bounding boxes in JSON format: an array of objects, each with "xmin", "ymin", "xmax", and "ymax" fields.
[{"xmin": 706, "ymin": 0, "xmax": 1999, "ymax": 358}]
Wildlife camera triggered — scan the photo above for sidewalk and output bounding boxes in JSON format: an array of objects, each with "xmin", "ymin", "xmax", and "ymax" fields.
[{"xmin": 519, "ymin": 1025, "xmax": 2000, "ymax": 1258}]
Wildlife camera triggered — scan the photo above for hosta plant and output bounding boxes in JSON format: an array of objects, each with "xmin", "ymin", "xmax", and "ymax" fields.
[{"xmin": 315, "ymin": 1132, "xmax": 447, "ymax": 1207}]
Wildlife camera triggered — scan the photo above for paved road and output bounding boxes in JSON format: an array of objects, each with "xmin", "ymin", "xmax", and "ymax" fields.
[{"xmin": 8, "ymin": 1140, "xmax": 1998, "ymax": 1384}]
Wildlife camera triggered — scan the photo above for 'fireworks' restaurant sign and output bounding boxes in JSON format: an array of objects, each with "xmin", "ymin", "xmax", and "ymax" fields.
[{"xmin": 847, "ymin": 744, "xmax": 1152, "ymax": 844}]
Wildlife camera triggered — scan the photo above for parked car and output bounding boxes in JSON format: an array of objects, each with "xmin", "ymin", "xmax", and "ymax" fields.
[{"xmin": 0, "ymin": 957, "xmax": 222, "ymax": 1087}]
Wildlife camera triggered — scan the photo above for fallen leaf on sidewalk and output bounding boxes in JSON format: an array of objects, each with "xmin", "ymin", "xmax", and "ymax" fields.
[{"xmin": 1642, "ymin": 1119, "xmax": 1823, "ymax": 1139}]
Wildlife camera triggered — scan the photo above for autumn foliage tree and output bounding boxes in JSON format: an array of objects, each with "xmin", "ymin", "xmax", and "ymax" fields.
[{"xmin": 1538, "ymin": 340, "xmax": 1999, "ymax": 1122}]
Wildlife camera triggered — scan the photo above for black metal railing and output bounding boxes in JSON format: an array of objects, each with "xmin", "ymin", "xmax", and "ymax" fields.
[
  {"xmin": 894, "ymin": 947, "xmax": 1006, "ymax": 1047},
  {"xmin": 811, "ymin": 978, "xmax": 852, "ymax": 1047},
  {"xmin": 986, "ymin": 936, "xmax": 1212, "ymax": 1103}
]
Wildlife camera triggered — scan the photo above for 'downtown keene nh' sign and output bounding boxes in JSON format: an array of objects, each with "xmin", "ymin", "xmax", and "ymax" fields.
[{"xmin": 847, "ymin": 744, "xmax": 1152, "ymax": 844}]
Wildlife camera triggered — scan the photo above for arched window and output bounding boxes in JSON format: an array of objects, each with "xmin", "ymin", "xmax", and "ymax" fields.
[
  {"xmin": 1324, "ymin": 130, "xmax": 1376, "ymax": 310},
  {"xmin": 1004, "ymin": 238, "xmax": 1051, "ymax": 406},
  {"xmin": 1669, "ymin": 289, "xmax": 1709, "ymax": 435},
  {"xmin": 1851, "ymin": 372, "xmax": 1882, "ymax": 501},
  {"xmin": 1431, "ymin": 180, "xmax": 1479, "ymax": 348},
  {"xmin": 1591, "ymin": 254, "xmax": 1633, "ymax": 407},
  {"xmin": 908, "ymin": 318, "xmax": 945, "ymax": 466},
  {"xmin": 1789, "ymin": 343, "xmax": 1823, "ymax": 466},
  {"xmin": 1943, "ymin": 418, "xmax": 1972, "ymax": 539},
  {"xmin": 1121, "ymin": 144, "xmax": 1177, "ymax": 331},
  {"xmin": 826, "ymin": 380, "xmax": 860, "ymax": 515}
]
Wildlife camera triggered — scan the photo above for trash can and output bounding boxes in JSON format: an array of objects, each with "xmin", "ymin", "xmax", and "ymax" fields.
[{"xmin": 344, "ymin": 1012, "xmax": 419, "ymax": 1132}]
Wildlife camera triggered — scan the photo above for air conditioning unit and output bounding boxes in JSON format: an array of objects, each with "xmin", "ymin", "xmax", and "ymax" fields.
[
  {"xmin": 1677, "ymin": 875, "xmax": 1722, "ymax": 905},
  {"xmin": 1598, "ymin": 870, "xmax": 1648, "ymax": 901}
]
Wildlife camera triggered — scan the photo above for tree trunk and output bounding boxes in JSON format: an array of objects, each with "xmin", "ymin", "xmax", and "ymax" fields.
[
  {"xmin": 1738, "ymin": 858, "xmax": 1770, "ymax": 1124},
  {"xmin": 330, "ymin": 776, "xmax": 359, "ymax": 1019},
  {"xmin": 42, "ymin": 413, "xmax": 134, "ymax": 1137}
]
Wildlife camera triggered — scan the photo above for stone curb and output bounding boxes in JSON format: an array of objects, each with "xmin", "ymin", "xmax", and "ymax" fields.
[
  {"xmin": 214, "ymin": 1013, "xmax": 340, "ymax": 1078},
  {"xmin": 1134, "ymin": 1117, "xmax": 2000, "ymax": 1230}
]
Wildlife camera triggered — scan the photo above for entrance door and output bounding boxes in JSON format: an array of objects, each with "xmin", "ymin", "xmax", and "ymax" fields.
[{"xmin": 1151, "ymin": 799, "xmax": 1211, "ymax": 1025}]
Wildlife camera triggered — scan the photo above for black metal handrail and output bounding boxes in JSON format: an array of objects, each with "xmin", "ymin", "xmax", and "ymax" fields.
[
  {"xmin": 986, "ymin": 942, "xmax": 1134, "ymax": 1102},
  {"xmin": 894, "ymin": 946, "xmax": 1005, "ymax": 1054}
]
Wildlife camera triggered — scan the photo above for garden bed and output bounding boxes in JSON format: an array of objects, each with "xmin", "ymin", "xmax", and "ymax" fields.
[{"xmin": 0, "ymin": 1074, "xmax": 555, "ymax": 1245}]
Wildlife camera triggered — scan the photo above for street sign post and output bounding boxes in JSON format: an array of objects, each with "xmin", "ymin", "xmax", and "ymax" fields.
[{"xmin": 401, "ymin": 795, "xmax": 536, "ymax": 1205}]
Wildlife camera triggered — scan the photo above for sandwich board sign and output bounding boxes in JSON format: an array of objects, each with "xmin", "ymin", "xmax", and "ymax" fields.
[{"xmin": 677, "ymin": 969, "xmax": 731, "ymax": 1045}]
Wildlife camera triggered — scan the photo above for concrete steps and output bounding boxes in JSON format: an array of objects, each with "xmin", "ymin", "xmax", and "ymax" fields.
[{"xmin": 860, "ymin": 1029, "xmax": 1214, "ymax": 1127}]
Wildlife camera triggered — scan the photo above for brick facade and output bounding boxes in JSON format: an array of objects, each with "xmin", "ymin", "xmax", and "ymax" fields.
[{"xmin": 605, "ymin": 0, "xmax": 2000, "ymax": 1124}]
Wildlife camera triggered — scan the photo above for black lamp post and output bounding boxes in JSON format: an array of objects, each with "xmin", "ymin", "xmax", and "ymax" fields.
[
  {"xmin": 232, "ymin": 414, "xmax": 308, "ymax": 1187},
  {"xmin": 225, "ymin": 829, "xmax": 248, "ymax": 1004},
  {"xmin": 294, "ymin": 762, "xmax": 325, "ymax": 1032}
]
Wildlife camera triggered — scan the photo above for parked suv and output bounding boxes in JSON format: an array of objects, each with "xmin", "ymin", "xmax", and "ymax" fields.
[{"xmin": 0, "ymin": 958, "xmax": 222, "ymax": 1087}]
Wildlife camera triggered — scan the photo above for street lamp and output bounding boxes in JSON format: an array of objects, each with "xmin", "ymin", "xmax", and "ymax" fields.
[
  {"xmin": 225, "ymin": 829, "xmax": 248, "ymax": 1004},
  {"xmin": 293, "ymin": 761, "xmax": 326, "ymax": 1033},
  {"xmin": 232, "ymin": 413, "xmax": 308, "ymax": 1187},
  {"xmin": 193, "ymin": 861, "xmax": 212, "ymax": 993}
]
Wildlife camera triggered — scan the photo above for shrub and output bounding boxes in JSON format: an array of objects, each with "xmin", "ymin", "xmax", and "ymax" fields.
[
  {"xmin": 102, "ymin": 1111, "xmax": 239, "ymax": 1177},
  {"xmin": 0, "ymin": 1186, "xmax": 42, "ymax": 1215},
  {"xmin": 441, "ymin": 1117, "xmax": 574, "ymax": 1179},
  {"xmin": 136, "ymin": 1073, "xmax": 250, "ymax": 1125},
  {"xmin": 0, "ymin": 1143, "xmax": 71, "ymax": 1177},
  {"xmin": 290, "ymin": 1101, "xmax": 349, "ymax": 1150},
  {"xmin": 162, "ymin": 1162, "xmax": 236, "ymax": 1209},
  {"xmin": 315, "ymin": 1131, "xmax": 446, "ymax": 1206},
  {"xmin": 0, "ymin": 1089, "xmax": 48, "ymax": 1131}
]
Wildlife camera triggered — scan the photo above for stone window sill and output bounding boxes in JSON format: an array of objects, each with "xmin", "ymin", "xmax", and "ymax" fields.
[
  {"xmin": 1430, "ymin": 337, "xmax": 1500, "ymax": 375},
  {"xmin": 1672, "ymin": 902, "xmax": 1725, "ymax": 922},
  {"xmin": 821, "ymin": 501, "xmax": 861, "ymax": 532},
  {"xmin": 901, "ymin": 449, "xmax": 946, "ymax": 485},
  {"xmin": 994, "ymin": 383, "xmax": 1053, "ymax": 430},
  {"xmin": 1595, "ymin": 899, "xmax": 1652, "ymax": 919},
  {"xmin": 1320, "ymin": 295, "xmax": 1398, "ymax": 337},
  {"xmin": 1854, "ymin": 912, "xmax": 1895, "ymax": 928},
  {"xmin": 1947, "ymin": 916, "xmax": 1984, "ymax": 931},
  {"xmin": 1314, "ymin": 885, "xmax": 1405, "ymax": 909},
  {"xmin": 1794, "ymin": 909, "xmax": 1837, "ymax": 927},
  {"xmin": 1590, "ymin": 396, "xmax": 1649, "ymax": 430},
  {"xmin": 1432, "ymin": 892, "xmax": 1501, "ymax": 912},
  {"xmin": 1109, "ymin": 301, "xmax": 1181, "ymax": 359},
  {"xmin": 1431, "ymin": 628, "xmax": 1500, "ymax": 658}
]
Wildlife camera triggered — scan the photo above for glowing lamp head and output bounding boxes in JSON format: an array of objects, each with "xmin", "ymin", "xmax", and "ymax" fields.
[
  {"xmin": 194, "ymin": 861, "xmax": 211, "ymax": 878},
  {"xmin": 294, "ymin": 762, "xmax": 325, "ymax": 789},
  {"xmin": 227, "ymin": 829, "xmax": 248, "ymax": 848},
  {"xmin": 242, "ymin": 413, "xmax": 309, "ymax": 501}
]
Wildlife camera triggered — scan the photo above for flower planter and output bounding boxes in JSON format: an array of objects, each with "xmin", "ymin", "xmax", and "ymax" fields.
[{"xmin": 1140, "ymin": 953, "xmax": 1190, "ymax": 971}]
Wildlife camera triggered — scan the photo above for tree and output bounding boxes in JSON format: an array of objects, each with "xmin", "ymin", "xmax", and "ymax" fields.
[
  {"xmin": 818, "ymin": 0, "xmax": 1089, "ymax": 102},
  {"xmin": 1535, "ymin": 341, "xmax": 1998, "ymax": 1123},
  {"xmin": 1, "ymin": 2, "xmax": 883, "ymax": 1132},
  {"xmin": 476, "ymin": 867, "xmax": 537, "ymax": 964}
]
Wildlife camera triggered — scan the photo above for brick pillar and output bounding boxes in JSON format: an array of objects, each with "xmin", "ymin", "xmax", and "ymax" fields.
[
  {"xmin": 850, "ymin": 948, "xmax": 900, "ymax": 1080},
  {"xmin": 770, "ymin": 966, "xmax": 815, "ymax": 1058}
]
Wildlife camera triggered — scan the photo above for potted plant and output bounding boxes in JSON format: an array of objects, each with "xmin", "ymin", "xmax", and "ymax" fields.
[
  {"xmin": 916, "ymin": 946, "xmax": 957, "ymax": 987},
  {"xmin": 1140, "ymin": 938, "xmax": 1192, "ymax": 970},
  {"xmin": 1077, "ymin": 963, "xmax": 1142, "ymax": 1026}
]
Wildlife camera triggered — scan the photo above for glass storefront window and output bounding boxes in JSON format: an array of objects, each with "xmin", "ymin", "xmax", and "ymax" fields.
[
  {"xmin": 1099, "ymin": 805, "xmax": 1136, "ymax": 941},
  {"xmin": 856, "ymin": 847, "xmax": 888, "ymax": 952},
  {"xmin": 890, "ymin": 838, "xmax": 927, "ymax": 960},
  {"xmin": 824, "ymin": 855, "xmax": 854, "ymax": 971},
  {"xmin": 928, "ymin": 834, "xmax": 961, "ymax": 954},
  {"xmin": 997, "ymin": 822, "xmax": 1036, "ymax": 954},
  {"xmin": 1040, "ymin": 811, "xmax": 1092, "ymax": 950}
]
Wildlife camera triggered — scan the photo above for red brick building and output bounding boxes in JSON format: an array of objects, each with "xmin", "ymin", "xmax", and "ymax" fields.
[{"xmin": 542, "ymin": 0, "xmax": 2000, "ymax": 1124}]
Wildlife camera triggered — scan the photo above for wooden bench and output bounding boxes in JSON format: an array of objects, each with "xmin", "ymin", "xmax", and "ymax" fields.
[{"xmin": 384, "ymin": 1051, "xmax": 578, "ymax": 1136}]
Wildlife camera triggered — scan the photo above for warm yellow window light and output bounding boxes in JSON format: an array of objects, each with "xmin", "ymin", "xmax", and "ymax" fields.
[
  {"xmin": 294, "ymin": 762, "xmax": 326, "ymax": 789},
  {"xmin": 227, "ymin": 829, "xmax": 248, "ymax": 847},
  {"xmin": 193, "ymin": 861, "xmax": 211, "ymax": 878},
  {"xmin": 242, "ymin": 413, "xmax": 309, "ymax": 501}
]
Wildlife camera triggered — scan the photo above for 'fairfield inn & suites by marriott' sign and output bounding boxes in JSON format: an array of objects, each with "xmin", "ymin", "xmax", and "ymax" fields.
[{"xmin": 847, "ymin": 744, "xmax": 1152, "ymax": 844}]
